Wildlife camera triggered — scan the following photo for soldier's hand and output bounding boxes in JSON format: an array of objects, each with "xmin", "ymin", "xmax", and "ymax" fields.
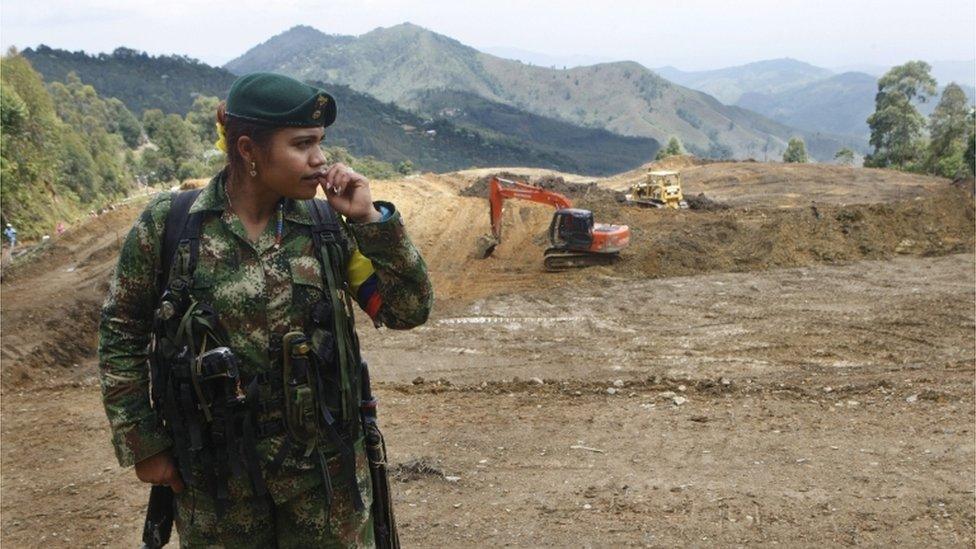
[
  {"xmin": 319, "ymin": 163, "xmax": 382, "ymax": 223},
  {"xmin": 134, "ymin": 450, "xmax": 185, "ymax": 493}
]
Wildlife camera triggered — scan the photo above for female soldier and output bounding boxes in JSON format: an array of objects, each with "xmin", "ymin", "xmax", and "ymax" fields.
[{"xmin": 98, "ymin": 72, "xmax": 432, "ymax": 547}]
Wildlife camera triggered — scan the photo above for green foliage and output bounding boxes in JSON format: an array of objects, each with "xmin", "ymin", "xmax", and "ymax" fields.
[
  {"xmin": 396, "ymin": 160, "xmax": 414, "ymax": 175},
  {"xmin": 833, "ymin": 147, "xmax": 856, "ymax": 166},
  {"xmin": 107, "ymin": 98, "xmax": 143, "ymax": 147},
  {"xmin": 46, "ymin": 72, "xmax": 134, "ymax": 197},
  {"xmin": 58, "ymin": 131, "xmax": 99, "ymax": 201},
  {"xmin": 655, "ymin": 136, "xmax": 684, "ymax": 160},
  {"xmin": 0, "ymin": 54, "xmax": 137, "ymax": 238},
  {"xmin": 966, "ymin": 112, "xmax": 976, "ymax": 177},
  {"xmin": 931, "ymin": 143, "xmax": 967, "ymax": 179},
  {"xmin": 320, "ymin": 146, "xmax": 397, "ymax": 180},
  {"xmin": 186, "ymin": 95, "xmax": 220, "ymax": 145},
  {"xmin": 783, "ymin": 138, "xmax": 808, "ymax": 163},
  {"xmin": 139, "ymin": 148, "xmax": 176, "ymax": 184},
  {"xmin": 22, "ymin": 45, "xmax": 236, "ymax": 115},
  {"xmin": 0, "ymin": 85, "xmax": 29, "ymax": 135},
  {"xmin": 926, "ymin": 83, "xmax": 971, "ymax": 178},
  {"xmin": 866, "ymin": 61, "xmax": 936, "ymax": 170},
  {"xmin": 142, "ymin": 109, "xmax": 165, "ymax": 140},
  {"xmin": 350, "ymin": 156, "xmax": 398, "ymax": 180},
  {"xmin": 155, "ymin": 114, "xmax": 199, "ymax": 166},
  {"xmin": 133, "ymin": 108, "xmax": 213, "ymax": 183},
  {"xmin": 876, "ymin": 61, "xmax": 937, "ymax": 104}
]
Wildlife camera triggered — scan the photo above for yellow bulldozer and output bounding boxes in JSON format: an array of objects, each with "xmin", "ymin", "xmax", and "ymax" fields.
[{"xmin": 624, "ymin": 170, "xmax": 688, "ymax": 209}]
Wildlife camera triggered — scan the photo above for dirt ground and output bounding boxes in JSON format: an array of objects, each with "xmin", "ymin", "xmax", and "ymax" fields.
[{"xmin": 1, "ymin": 162, "xmax": 974, "ymax": 547}]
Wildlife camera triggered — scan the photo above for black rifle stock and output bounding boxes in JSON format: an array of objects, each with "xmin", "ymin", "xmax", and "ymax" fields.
[
  {"xmin": 141, "ymin": 484, "xmax": 174, "ymax": 548},
  {"xmin": 360, "ymin": 361, "xmax": 400, "ymax": 549}
]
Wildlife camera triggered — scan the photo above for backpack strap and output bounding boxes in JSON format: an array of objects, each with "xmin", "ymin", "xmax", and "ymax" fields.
[
  {"xmin": 305, "ymin": 198, "xmax": 365, "ymax": 512},
  {"xmin": 158, "ymin": 189, "xmax": 203, "ymax": 293},
  {"xmin": 306, "ymin": 198, "xmax": 347, "ymax": 263}
]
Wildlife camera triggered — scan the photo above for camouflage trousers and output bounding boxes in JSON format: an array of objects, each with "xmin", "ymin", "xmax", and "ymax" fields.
[{"xmin": 174, "ymin": 445, "xmax": 374, "ymax": 548}]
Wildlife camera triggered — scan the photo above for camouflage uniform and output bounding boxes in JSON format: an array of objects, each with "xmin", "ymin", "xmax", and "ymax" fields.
[{"xmin": 98, "ymin": 171, "xmax": 432, "ymax": 547}]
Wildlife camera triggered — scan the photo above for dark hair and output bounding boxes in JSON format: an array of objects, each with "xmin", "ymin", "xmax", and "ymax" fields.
[{"xmin": 217, "ymin": 101, "xmax": 277, "ymax": 181}]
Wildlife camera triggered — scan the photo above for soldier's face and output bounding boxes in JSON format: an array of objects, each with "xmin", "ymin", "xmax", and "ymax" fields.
[{"xmin": 258, "ymin": 127, "xmax": 328, "ymax": 200}]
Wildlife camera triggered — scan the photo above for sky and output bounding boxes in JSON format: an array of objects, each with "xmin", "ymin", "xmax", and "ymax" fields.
[{"xmin": 2, "ymin": 0, "xmax": 974, "ymax": 71}]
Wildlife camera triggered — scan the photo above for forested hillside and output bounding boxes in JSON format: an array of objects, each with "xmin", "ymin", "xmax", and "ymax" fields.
[
  {"xmin": 1, "ymin": 54, "xmax": 142, "ymax": 238},
  {"xmin": 26, "ymin": 47, "xmax": 656, "ymax": 175},
  {"xmin": 22, "ymin": 45, "xmax": 236, "ymax": 115}
]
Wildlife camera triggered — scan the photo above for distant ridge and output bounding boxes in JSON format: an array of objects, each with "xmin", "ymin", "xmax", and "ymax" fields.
[
  {"xmin": 656, "ymin": 58, "xmax": 975, "ymax": 146},
  {"xmin": 23, "ymin": 45, "xmax": 657, "ymax": 175},
  {"xmin": 225, "ymin": 24, "xmax": 853, "ymax": 161},
  {"xmin": 653, "ymin": 58, "xmax": 833, "ymax": 104}
]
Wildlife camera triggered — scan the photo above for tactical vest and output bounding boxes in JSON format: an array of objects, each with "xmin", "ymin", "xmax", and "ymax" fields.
[{"xmin": 149, "ymin": 189, "xmax": 365, "ymax": 514}]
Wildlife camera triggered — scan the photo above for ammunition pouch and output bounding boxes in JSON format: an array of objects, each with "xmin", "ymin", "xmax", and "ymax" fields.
[{"xmin": 151, "ymin": 279, "xmax": 269, "ymax": 513}]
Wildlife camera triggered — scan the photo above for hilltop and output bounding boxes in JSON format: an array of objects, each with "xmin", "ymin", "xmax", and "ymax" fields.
[
  {"xmin": 21, "ymin": 47, "xmax": 657, "ymax": 175},
  {"xmin": 654, "ymin": 58, "xmax": 833, "ymax": 104},
  {"xmin": 225, "ymin": 24, "xmax": 853, "ymax": 161},
  {"xmin": 22, "ymin": 45, "xmax": 237, "ymax": 115}
]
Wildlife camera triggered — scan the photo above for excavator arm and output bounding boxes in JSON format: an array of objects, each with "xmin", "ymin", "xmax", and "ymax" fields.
[{"xmin": 489, "ymin": 177, "xmax": 572, "ymax": 241}]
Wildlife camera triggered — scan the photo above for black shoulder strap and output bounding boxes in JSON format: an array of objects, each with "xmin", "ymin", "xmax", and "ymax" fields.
[
  {"xmin": 307, "ymin": 198, "xmax": 347, "ymax": 264},
  {"xmin": 158, "ymin": 189, "xmax": 203, "ymax": 293}
]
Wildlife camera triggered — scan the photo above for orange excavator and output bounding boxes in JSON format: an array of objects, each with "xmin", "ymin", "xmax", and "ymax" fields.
[{"xmin": 480, "ymin": 176, "xmax": 631, "ymax": 271}]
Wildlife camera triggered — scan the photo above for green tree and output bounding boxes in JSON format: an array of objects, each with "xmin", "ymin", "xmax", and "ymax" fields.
[
  {"xmin": 782, "ymin": 138, "xmax": 808, "ymax": 163},
  {"xmin": 396, "ymin": 159, "xmax": 414, "ymax": 175},
  {"xmin": 926, "ymin": 83, "xmax": 971, "ymax": 178},
  {"xmin": 142, "ymin": 108, "xmax": 165, "ymax": 141},
  {"xmin": 0, "ymin": 85, "xmax": 29, "ymax": 135},
  {"xmin": 1, "ymin": 54, "xmax": 71, "ymax": 235},
  {"xmin": 966, "ymin": 111, "xmax": 976, "ymax": 177},
  {"xmin": 139, "ymin": 148, "xmax": 176, "ymax": 183},
  {"xmin": 865, "ymin": 61, "xmax": 937, "ymax": 170},
  {"xmin": 186, "ymin": 95, "xmax": 220, "ymax": 146},
  {"xmin": 877, "ymin": 61, "xmax": 938, "ymax": 103},
  {"xmin": 107, "ymin": 98, "xmax": 143, "ymax": 148},
  {"xmin": 834, "ymin": 147, "xmax": 855, "ymax": 166},
  {"xmin": 655, "ymin": 136, "xmax": 684, "ymax": 160}
]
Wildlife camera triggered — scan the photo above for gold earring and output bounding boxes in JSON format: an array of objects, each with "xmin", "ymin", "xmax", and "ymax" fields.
[{"xmin": 249, "ymin": 161, "xmax": 257, "ymax": 177}]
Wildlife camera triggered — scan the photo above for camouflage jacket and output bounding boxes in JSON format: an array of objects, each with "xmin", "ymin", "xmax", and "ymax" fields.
[{"xmin": 98, "ymin": 173, "xmax": 432, "ymax": 501}]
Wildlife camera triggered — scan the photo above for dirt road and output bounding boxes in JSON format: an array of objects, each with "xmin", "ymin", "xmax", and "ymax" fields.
[{"xmin": 1, "ymin": 163, "xmax": 973, "ymax": 546}]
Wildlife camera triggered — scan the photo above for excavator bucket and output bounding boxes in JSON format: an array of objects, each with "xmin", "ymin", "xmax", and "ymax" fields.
[{"xmin": 476, "ymin": 234, "xmax": 500, "ymax": 258}]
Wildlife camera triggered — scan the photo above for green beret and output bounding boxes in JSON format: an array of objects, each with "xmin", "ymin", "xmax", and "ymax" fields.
[{"xmin": 225, "ymin": 72, "xmax": 336, "ymax": 128}]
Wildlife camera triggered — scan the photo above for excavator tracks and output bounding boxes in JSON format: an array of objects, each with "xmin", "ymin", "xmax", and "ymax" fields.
[{"xmin": 543, "ymin": 248, "xmax": 619, "ymax": 271}]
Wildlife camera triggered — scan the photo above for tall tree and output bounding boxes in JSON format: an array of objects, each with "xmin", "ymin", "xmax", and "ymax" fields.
[
  {"xmin": 782, "ymin": 137, "xmax": 808, "ymax": 163},
  {"xmin": 833, "ymin": 147, "xmax": 856, "ymax": 166},
  {"xmin": 655, "ymin": 136, "xmax": 684, "ymax": 160},
  {"xmin": 966, "ymin": 111, "xmax": 976, "ymax": 177},
  {"xmin": 185, "ymin": 95, "xmax": 220, "ymax": 146},
  {"xmin": 865, "ymin": 61, "xmax": 937, "ymax": 170},
  {"xmin": 926, "ymin": 83, "xmax": 971, "ymax": 178}
]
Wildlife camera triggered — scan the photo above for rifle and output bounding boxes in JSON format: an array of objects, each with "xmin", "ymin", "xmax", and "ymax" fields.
[
  {"xmin": 360, "ymin": 361, "xmax": 400, "ymax": 549},
  {"xmin": 141, "ymin": 484, "xmax": 174, "ymax": 549}
]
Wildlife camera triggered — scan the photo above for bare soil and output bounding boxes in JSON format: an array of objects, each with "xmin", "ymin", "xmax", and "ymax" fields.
[{"xmin": 2, "ymin": 162, "xmax": 973, "ymax": 547}]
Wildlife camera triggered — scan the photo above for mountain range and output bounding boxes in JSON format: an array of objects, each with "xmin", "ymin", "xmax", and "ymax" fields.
[
  {"xmin": 659, "ymin": 57, "xmax": 976, "ymax": 143},
  {"xmin": 225, "ymin": 24, "xmax": 855, "ymax": 161},
  {"xmin": 21, "ymin": 46, "xmax": 658, "ymax": 175},
  {"xmin": 21, "ymin": 23, "xmax": 968, "ymax": 168}
]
